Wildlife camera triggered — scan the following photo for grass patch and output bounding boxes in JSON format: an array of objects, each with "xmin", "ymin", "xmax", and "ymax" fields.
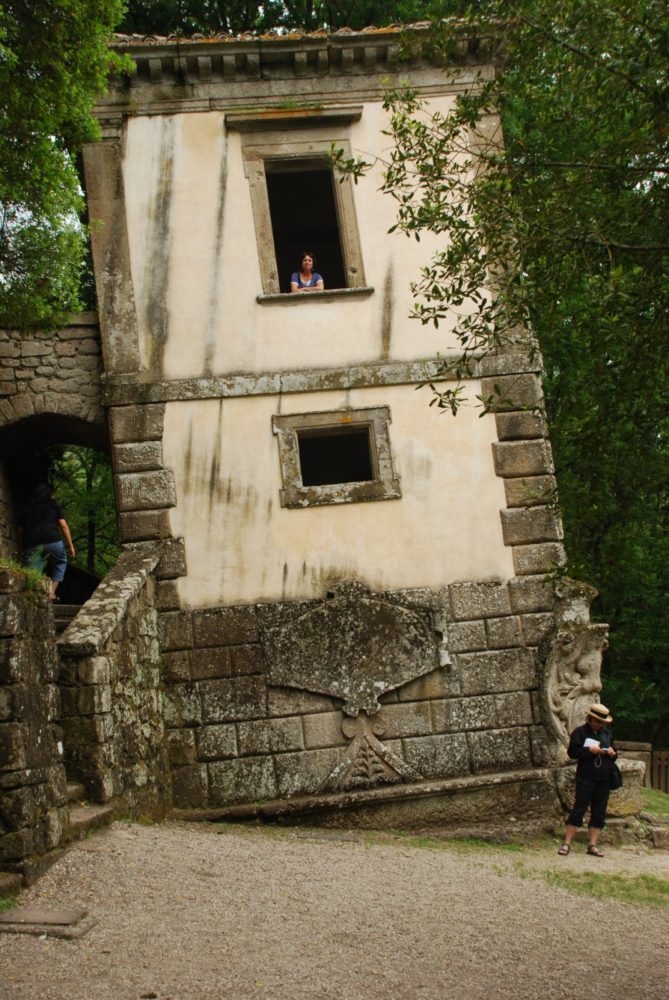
[
  {"xmin": 362, "ymin": 830, "xmax": 529, "ymax": 854},
  {"xmin": 0, "ymin": 558, "xmax": 47, "ymax": 592},
  {"xmin": 642, "ymin": 787, "xmax": 669, "ymax": 819},
  {"xmin": 0, "ymin": 897, "xmax": 17, "ymax": 913},
  {"xmin": 539, "ymin": 870, "xmax": 669, "ymax": 909}
]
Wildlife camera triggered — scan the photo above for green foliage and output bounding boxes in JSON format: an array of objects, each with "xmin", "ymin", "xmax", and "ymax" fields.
[
  {"xmin": 0, "ymin": 896, "xmax": 17, "ymax": 912},
  {"xmin": 50, "ymin": 446, "xmax": 120, "ymax": 577},
  {"xmin": 119, "ymin": 0, "xmax": 428, "ymax": 34},
  {"xmin": 0, "ymin": 1, "xmax": 127, "ymax": 328},
  {"xmin": 336, "ymin": 2, "xmax": 669, "ymax": 742},
  {"xmin": 0, "ymin": 558, "xmax": 49, "ymax": 593}
]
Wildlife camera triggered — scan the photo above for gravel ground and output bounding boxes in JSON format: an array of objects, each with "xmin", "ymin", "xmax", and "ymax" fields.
[{"xmin": 1, "ymin": 821, "xmax": 668, "ymax": 1000}]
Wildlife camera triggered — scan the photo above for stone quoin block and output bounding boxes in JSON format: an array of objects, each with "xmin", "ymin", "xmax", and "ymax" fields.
[
  {"xmin": 113, "ymin": 441, "xmax": 164, "ymax": 473},
  {"xmin": 512, "ymin": 542, "xmax": 566, "ymax": 576},
  {"xmin": 116, "ymin": 470, "xmax": 177, "ymax": 512},
  {"xmin": 508, "ymin": 575, "xmax": 555, "ymax": 614},
  {"xmin": 503, "ymin": 475, "xmax": 557, "ymax": 509},
  {"xmin": 500, "ymin": 507, "xmax": 564, "ymax": 546},
  {"xmin": 492, "ymin": 440, "xmax": 554, "ymax": 479},
  {"xmin": 109, "ymin": 403, "xmax": 166, "ymax": 443},
  {"xmin": 119, "ymin": 510, "xmax": 172, "ymax": 542},
  {"xmin": 480, "ymin": 373, "xmax": 543, "ymax": 412},
  {"xmin": 495, "ymin": 411, "xmax": 547, "ymax": 441},
  {"xmin": 155, "ymin": 580, "xmax": 181, "ymax": 611},
  {"xmin": 432, "ymin": 696, "xmax": 497, "ymax": 733}
]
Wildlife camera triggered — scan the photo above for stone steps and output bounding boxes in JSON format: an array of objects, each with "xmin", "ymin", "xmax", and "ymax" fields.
[
  {"xmin": 65, "ymin": 778, "xmax": 114, "ymax": 844},
  {"xmin": 54, "ymin": 603, "xmax": 81, "ymax": 635},
  {"xmin": 68, "ymin": 803, "xmax": 114, "ymax": 842}
]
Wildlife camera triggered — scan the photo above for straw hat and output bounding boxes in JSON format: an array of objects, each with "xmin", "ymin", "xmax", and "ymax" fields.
[{"xmin": 587, "ymin": 703, "xmax": 613, "ymax": 724}]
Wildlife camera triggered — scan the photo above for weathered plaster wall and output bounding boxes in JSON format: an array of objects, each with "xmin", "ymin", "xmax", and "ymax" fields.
[
  {"xmin": 0, "ymin": 570, "xmax": 69, "ymax": 869},
  {"xmin": 163, "ymin": 382, "xmax": 514, "ymax": 606},
  {"xmin": 121, "ymin": 97, "xmax": 464, "ymax": 379},
  {"xmin": 57, "ymin": 548, "xmax": 170, "ymax": 817}
]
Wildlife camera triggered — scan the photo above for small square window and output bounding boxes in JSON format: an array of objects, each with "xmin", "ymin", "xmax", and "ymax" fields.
[
  {"xmin": 273, "ymin": 407, "xmax": 401, "ymax": 508},
  {"xmin": 298, "ymin": 426, "xmax": 373, "ymax": 486}
]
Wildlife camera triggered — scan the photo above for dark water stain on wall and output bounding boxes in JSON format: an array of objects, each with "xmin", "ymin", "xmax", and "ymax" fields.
[
  {"xmin": 203, "ymin": 133, "xmax": 228, "ymax": 375},
  {"xmin": 380, "ymin": 264, "xmax": 393, "ymax": 360},
  {"xmin": 144, "ymin": 118, "xmax": 175, "ymax": 375},
  {"xmin": 208, "ymin": 400, "xmax": 224, "ymax": 512}
]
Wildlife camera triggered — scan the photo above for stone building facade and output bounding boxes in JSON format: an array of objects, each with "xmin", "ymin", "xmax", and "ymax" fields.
[{"xmin": 0, "ymin": 27, "xmax": 624, "ymax": 845}]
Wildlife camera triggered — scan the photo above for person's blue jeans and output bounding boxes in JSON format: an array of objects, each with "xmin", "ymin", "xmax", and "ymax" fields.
[{"xmin": 23, "ymin": 541, "xmax": 68, "ymax": 583}]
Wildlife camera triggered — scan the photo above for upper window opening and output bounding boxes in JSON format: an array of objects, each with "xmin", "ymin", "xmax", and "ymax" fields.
[
  {"xmin": 265, "ymin": 160, "xmax": 346, "ymax": 293},
  {"xmin": 298, "ymin": 426, "xmax": 373, "ymax": 486}
]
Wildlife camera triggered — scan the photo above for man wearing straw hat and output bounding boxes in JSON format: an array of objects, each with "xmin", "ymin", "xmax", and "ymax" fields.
[{"xmin": 557, "ymin": 703, "xmax": 618, "ymax": 857}]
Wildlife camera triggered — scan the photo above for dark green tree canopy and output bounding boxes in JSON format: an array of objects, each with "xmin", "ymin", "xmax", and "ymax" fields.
[{"xmin": 0, "ymin": 1, "xmax": 125, "ymax": 328}]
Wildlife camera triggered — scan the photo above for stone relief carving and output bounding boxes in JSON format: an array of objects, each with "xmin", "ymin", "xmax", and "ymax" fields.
[
  {"xmin": 320, "ymin": 714, "xmax": 421, "ymax": 793},
  {"xmin": 540, "ymin": 579, "xmax": 609, "ymax": 751},
  {"xmin": 262, "ymin": 580, "xmax": 443, "ymax": 791},
  {"xmin": 263, "ymin": 580, "xmax": 440, "ymax": 716}
]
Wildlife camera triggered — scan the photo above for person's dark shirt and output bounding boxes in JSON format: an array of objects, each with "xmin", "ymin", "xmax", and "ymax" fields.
[
  {"xmin": 567, "ymin": 722, "xmax": 617, "ymax": 781},
  {"xmin": 22, "ymin": 498, "xmax": 64, "ymax": 547}
]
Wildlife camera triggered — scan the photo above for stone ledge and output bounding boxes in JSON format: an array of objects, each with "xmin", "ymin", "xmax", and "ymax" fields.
[
  {"xmin": 101, "ymin": 352, "xmax": 543, "ymax": 406},
  {"xmin": 257, "ymin": 286, "xmax": 374, "ymax": 304},
  {"xmin": 170, "ymin": 766, "xmax": 555, "ymax": 828},
  {"xmin": 57, "ymin": 548, "xmax": 160, "ymax": 656}
]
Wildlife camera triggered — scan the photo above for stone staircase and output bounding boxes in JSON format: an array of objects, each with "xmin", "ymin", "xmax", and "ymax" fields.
[
  {"xmin": 66, "ymin": 781, "xmax": 114, "ymax": 843},
  {"xmin": 54, "ymin": 603, "xmax": 81, "ymax": 635}
]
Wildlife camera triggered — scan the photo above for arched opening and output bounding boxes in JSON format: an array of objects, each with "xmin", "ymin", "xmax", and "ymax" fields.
[{"xmin": 0, "ymin": 413, "xmax": 119, "ymax": 603}]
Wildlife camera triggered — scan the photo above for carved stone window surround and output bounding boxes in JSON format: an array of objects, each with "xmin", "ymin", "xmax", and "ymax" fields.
[
  {"xmin": 230, "ymin": 118, "xmax": 367, "ymax": 295},
  {"xmin": 272, "ymin": 406, "xmax": 401, "ymax": 509}
]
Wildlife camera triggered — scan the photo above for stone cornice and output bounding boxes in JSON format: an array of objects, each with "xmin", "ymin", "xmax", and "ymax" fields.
[
  {"xmin": 101, "ymin": 351, "xmax": 540, "ymax": 406},
  {"xmin": 108, "ymin": 24, "xmax": 497, "ymax": 87}
]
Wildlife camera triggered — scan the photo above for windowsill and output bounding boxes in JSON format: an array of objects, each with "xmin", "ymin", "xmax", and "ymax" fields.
[{"xmin": 257, "ymin": 287, "xmax": 374, "ymax": 304}]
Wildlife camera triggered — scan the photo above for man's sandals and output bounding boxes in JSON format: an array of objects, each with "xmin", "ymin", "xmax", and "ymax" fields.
[
  {"xmin": 586, "ymin": 845, "xmax": 604, "ymax": 857},
  {"xmin": 557, "ymin": 844, "xmax": 570, "ymax": 855}
]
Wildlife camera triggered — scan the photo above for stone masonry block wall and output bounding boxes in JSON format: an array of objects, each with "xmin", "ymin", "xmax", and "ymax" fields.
[
  {"xmin": 57, "ymin": 547, "xmax": 170, "ymax": 817},
  {"xmin": 161, "ymin": 575, "xmax": 557, "ymax": 809},
  {"xmin": 0, "ymin": 569, "xmax": 69, "ymax": 868},
  {"xmin": 0, "ymin": 314, "xmax": 104, "ymax": 428}
]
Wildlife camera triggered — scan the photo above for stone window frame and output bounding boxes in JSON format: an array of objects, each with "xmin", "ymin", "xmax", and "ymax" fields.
[
  {"xmin": 272, "ymin": 406, "xmax": 401, "ymax": 509},
  {"xmin": 227, "ymin": 108, "xmax": 367, "ymax": 296}
]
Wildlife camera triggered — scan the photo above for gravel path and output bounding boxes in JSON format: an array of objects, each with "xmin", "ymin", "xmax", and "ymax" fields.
[{"xmin": 1, "ymin": 821, "xmax": 668, "ymax": 1000}]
